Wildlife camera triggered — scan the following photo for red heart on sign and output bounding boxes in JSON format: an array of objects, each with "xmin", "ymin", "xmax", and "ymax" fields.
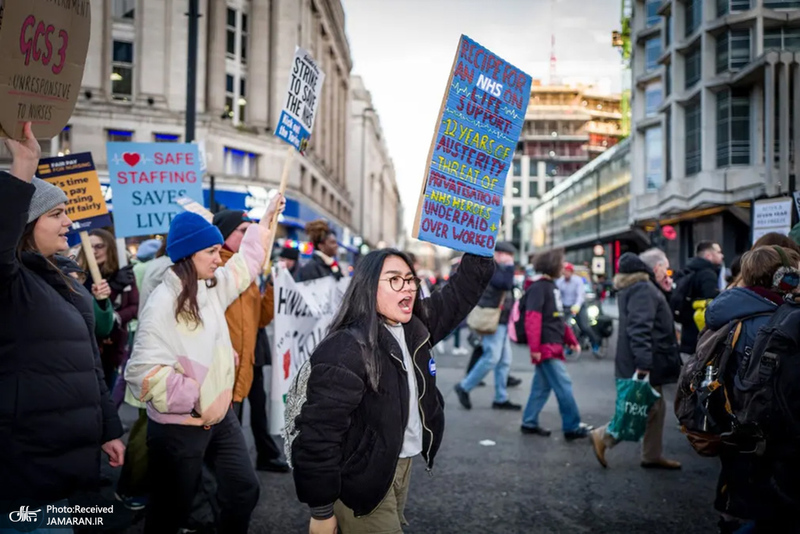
[{"xmin": 123, "ymin": 153, "xmax": 140, "ymax": 167}]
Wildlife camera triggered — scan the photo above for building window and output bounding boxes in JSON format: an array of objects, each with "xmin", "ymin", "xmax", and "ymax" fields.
[
  {"xmin": 240, "ymin": 13, "xmax": 248, "ymax": 64},
  {"xmin": 646, "ymin": 0, "xmax": 661, "ymax": 26},
  {"xmin": 529, "ymin": 160, "xmax": 539, "ymax": 176},
  {"xmin": 107, "ymin": 129, "xmax": 133, "ymax": 143},
  {"xmin": 764, "ymin": 0, "xmax": 800, "ymax": 8},
  {"xmin": 224, "ymin": 147, "xmax": 258, "ymax": 178},
  {"xmin": 512, "ymin": 180, "xmax": 522, "ymax": 198},
  {"xmin": 720, "ymin": 0, "xmax": 752, "ymax": 14},
  {"xmin": 645, "ymin": 82, "xmax": 663, "ymax": 116},
  {"xmin": 685, "ymin": 0, "xmax": 702, "ymax": 37},
  {"xmin": 512, "ymin": 206, "xmax": 522, "ymax": 243},
  {"xmin": 666, "ymin": 112, "xmax": 672, "ymax": 181},
  {"xmin": 529, "ymin": 180, "xmax": 539, "ymax": 198},
  {"xmin": 684, "ymin": 46, "xmax": 701, "ymax": 90},
  {"xmin": 57, "ymin": 126, "xmax": 72, "ymax": 156},
  {"xmin": 226, "ymin": 8, "xmax": 236, "ymax": 57},
  {"xmin": 717, "ymin": 30, "xmax": 751, "ymax": 73},
  {"xmin": 645, "ymin": 127, "xmax": 663, "ymax": 191},
  {"xmin": 238, "ymin": 78, "xmax": 247, "ymax": 121},
  {"xmin": 764, "ymin": 27, "xmax": 800, "ymax": 51},
  {"xmin": 111, "ymin": 41, "xmax": 134, "ymax": 100},
  {"xmin": 665, "ymin": 15, "xmax": 672, "ymax": 47},
  {"xmin": 665, "ymin": 64, "xmax": 671, "ymax": 96},
  {"xmin": 545, "ymin": 180, "xmax": 555, "ymax": 192},
  {"xmin": 154, "ymin": 133, "xmax": 180, "ymax": 143},
  {"xmin": 112, "ymin": 0, "xmax": 135, "ymax": 19},
  {"xmin": 685, "ymin": 101, "xmax": 702, "ymax": 176},
  {"xmin": 645, "ymin": 37, "xmax": 661, "ymax": 72},
  {"xmin": 545, "ymin": 162, "xmax": 559, "ymax": 177},
  {"xmin": 512, "ymin": 159, "xmax": 521, "ymax": 176},
  {"xmin": 716, "ymin": 32, "xmax": 729, "ymax": 73},
  {"xmin": 225, "ymin": 75, "xmax": 235, "ymax": 119},
  {"xmin": 716, "ymin": 88, "xmax": 750, "ymax": 167}
]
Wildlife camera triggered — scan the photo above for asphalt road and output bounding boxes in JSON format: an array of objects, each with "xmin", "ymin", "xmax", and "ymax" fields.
[{"xmin": 111, "ymin": 321, "xmax": 719, "ymax": 534}]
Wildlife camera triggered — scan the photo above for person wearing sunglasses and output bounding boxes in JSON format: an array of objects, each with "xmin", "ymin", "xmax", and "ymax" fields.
[{"xmin": 287, "ymin": 248, "xmax": 494, "ymax": 534}]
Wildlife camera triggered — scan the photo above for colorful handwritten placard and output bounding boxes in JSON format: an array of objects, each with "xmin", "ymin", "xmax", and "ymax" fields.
[
  {"xmin": 38, "ymin": 152, "xmax": 110, "ymax": 233},
  {"xmin": 412, "ymin": 35, "xmax": 531, "ymax": 256},
  {"xmin": 274, "ymin": 47, "xmax": 325, "ymax": 152},
  {"xmin": 106, "ymin": 142, "xmax": 204, "ymax": 238}
]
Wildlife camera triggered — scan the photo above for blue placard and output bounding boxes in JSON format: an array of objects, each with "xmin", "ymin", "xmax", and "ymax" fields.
[
  {"xmin": 37, "ymin": 152, "xmax": 112, "ymax": 234},
  {"xmin": 415, "ymin": 35, "xmax": 532, "ymax": 257},
  {"xmin": 274, "ymin": 47, "xmax": 325, "ymax": 151},
  {"xmin": 106, "ymin": 142, "xmax": 204, "ymax": 238}
]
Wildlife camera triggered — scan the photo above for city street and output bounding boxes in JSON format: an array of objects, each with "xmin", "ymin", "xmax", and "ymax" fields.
[
  {"xmin": 244, "ymin": 323, "xmax": 719, "ymax": 534},
  {"xmin": 101, "ymin": 317, "xmax": 719, "ymax": 534}
]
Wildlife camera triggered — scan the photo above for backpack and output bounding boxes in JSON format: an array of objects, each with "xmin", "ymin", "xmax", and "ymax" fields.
[
  {"xmin": 509, "ymin": 286, "xmax": 531, "ymax": 345},
  {"xmin": 670, "ymin": 271, "xmax": 695, "ymax": 323},
  {"xmin": 675, "ymin": 306, "xmax": 794, "ymax": 458}
]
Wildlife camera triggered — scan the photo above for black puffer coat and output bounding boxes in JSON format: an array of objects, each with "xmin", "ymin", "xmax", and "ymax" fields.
[
  {"xmin": 613, "ymin": 253, "xmax": 681, "ymax": 386},
  {"xmin": 291, "ymin": 253, "xmax": 494, "ymax": 518},
  {"xmin": 296, "ymin": 252, "xmax": 343, "ymax": 282},
  {"xmin": 0, "ymin": 173, "xmax": 123, "ymax": 505}
]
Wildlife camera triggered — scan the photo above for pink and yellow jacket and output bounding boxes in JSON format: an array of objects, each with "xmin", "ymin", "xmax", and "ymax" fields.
[{"xmin": 125, "ymin": 225, "xmax": 266, "ymax": 426}]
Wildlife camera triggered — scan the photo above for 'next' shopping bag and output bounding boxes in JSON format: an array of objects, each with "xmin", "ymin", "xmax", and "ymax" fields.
[{"xmin": 607, "ymin": 374, "xmax": 661, "ymax": 442}]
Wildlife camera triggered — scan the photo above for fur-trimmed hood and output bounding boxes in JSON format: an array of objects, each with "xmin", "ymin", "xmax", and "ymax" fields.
[{"xmin": 614, "ymin": 271, "xmax": 650, "ymax": 291}]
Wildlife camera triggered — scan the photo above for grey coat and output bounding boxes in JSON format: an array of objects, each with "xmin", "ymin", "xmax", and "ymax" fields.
[{"xmin": 614, "ymin": 271, "xmax": 682, "ymax": 386}]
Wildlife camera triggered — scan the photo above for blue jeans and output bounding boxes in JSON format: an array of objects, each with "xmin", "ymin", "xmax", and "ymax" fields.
[
  {"xmin": 522, "ymin": 359, "xmax": 582, "ymax": 432},
  {"xmin": 460, "ymin": 325, "xmax": 512, "ymax": 403}
]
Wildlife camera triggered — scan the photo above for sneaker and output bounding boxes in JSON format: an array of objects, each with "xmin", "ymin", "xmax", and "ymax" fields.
[
  {"xmin": 592, "ymin": 344, "xmax": 602, "ymax": 358},
  {"xmin": 454, "ymin": 384, "xmax": 472, "ymax": 410},
  {"xmin": 256, "ymin": 457, "xmax": 291, "ymax": 473},
  {"xmin": 564, "ymin": 422, "xmax": 593, "ymax": 441},
  {"xmin": 491, "ymin": 400, "xmax": 522, "ymax": 411},
  {"xmin": 114, "ymin": 492, "xmax": 148, "ymax": 511},
  {"xmin": 507, "ymin": 375, "xmax": 523, "ymax": 388},
  {"xmin": 452, "ymin": 347, "xmax": 469, "ymax": 356},
  {"xmin": 520, "ymin": 425, "xmax": 552, "ymax": 437}
]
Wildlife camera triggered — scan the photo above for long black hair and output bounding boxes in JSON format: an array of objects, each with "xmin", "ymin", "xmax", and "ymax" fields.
[{"xmin": 326, "ymin": 248, "xmax": 426, "ymax": 391}]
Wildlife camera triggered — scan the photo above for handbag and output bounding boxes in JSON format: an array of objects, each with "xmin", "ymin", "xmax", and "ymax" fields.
[{"xmin": 466, "ymin": 294, "xmax": 506, "ymax": 335}]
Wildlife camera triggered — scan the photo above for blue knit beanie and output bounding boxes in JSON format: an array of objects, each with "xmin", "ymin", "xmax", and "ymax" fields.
[{"xmin": 167, "ymin": 212, "xmax": 224, "ymax": 263}]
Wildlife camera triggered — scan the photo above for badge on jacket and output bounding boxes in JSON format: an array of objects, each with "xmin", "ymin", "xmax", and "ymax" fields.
[{"xmin": 428, "ymin": 358, "xmax": 436, "ymax": 376}]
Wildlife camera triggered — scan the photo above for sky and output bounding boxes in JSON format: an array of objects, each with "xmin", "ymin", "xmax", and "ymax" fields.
[{"xmin": 341, "ymin": 0, "xmax": 625, "ymax": 232}]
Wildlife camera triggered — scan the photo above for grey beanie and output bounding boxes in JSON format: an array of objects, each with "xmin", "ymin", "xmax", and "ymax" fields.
[{"xmin": 27, "ymin": 178, "xmax": 68, "ymax": 223}]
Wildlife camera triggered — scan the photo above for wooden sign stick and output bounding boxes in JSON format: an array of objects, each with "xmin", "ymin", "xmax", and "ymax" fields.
[
  {"xmin": 79, "ymin": 230, "xmax": 103, "ymax": 286},
  {"xmin": 263, "ymin": 146, "xmax": 295, "ymax": 270}
]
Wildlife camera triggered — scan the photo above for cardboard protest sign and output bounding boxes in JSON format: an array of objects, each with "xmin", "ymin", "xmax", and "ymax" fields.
[
  {"xmin": 37, "ymin": 152, "xmax": 110, "ymax": 233},
  {"xmin": 274, "ymin": 47, "xmax": 325, "ymax": 152},
  {"xmin": 107, "ymin": 142, "xmax": 204, "ymax": 238},
  {"xmin": 0, "ymin": 0, "xmax": 91, "ymax": 139},
  {"xmin": 176, "ymin": 196, "xmax": 214, "ymax": 223},
  {"xmin": 269, "ymin": 268, "xmax": 349, "ymax": 434},
  {"xmin": 412, "ymin": 35, "xmax": 532, "ymax": 256}
]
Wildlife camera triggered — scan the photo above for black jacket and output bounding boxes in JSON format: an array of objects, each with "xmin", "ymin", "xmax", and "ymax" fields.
[
  {"xmin": 613, "ymin": 253, "xmax": 681, "ymax": 386},
  {"xmin": 675, "ymin": 256, "xmax": 720, "ymax": 353},
  {"xmin": 296, "ymin": 253, "xmax": 343, "ymax": 283},
  {"xmin": 291, "ymin": 253, "xmax": 494, "ymax": 518},
  {"xmin": 0, "ymin": 173, "xmax": 123, "ymax": 505},
  {"xmin": 476, "ymin": 262, "xmax": 515, "ymax": 324}
]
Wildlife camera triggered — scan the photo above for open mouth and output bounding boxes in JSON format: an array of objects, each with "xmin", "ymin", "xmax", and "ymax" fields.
[{"xmin": 398, "ymin": 296, "xmax": 412, "ymax": 314}]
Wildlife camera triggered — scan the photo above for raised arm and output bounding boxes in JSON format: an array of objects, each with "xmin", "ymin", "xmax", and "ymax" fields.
[
  {"xmin": 421, "ymin": 254, "xmax": 495, "ymax": 345},
  {"xmin": 215, "ymin": 194, "xmax": 284, "ymax": 308},
  {"xmin": 0, "ymin": 122, "xmax": 41, "ymax": 280}
]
